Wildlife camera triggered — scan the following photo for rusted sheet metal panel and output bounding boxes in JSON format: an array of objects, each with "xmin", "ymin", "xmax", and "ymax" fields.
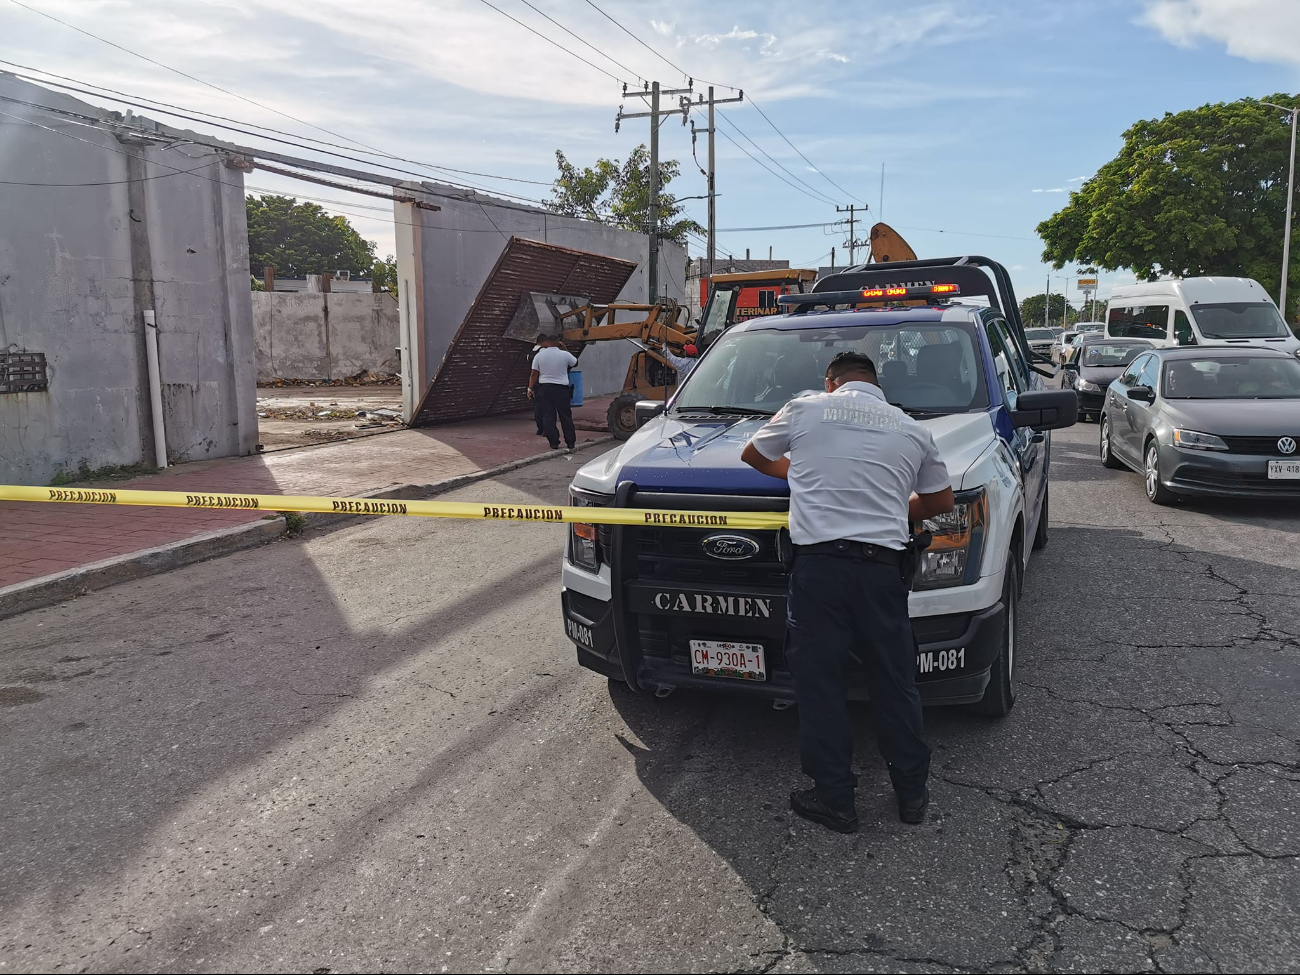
[{"xmin": 412, "ymin": 238, "xmax": 637, "ymax": 426}]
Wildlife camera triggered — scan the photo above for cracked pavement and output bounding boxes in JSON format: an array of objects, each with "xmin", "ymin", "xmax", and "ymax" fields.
[{"xmin": 1, "ymin": 425, "xmax": 1298, "ymax": 973}]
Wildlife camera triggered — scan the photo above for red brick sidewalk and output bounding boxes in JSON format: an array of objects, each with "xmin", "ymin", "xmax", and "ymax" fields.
[{"xmin": 0, "ymin": 399, "xmax": 613, "ymax": 590}]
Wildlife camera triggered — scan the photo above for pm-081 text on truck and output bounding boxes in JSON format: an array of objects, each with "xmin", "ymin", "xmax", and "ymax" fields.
[{"xmin": 561, "ymin": 257, "xmax": 1077, "ymax": 717}]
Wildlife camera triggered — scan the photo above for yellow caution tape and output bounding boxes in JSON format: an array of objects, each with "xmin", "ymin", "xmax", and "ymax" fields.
[{"xmin": 0, "ymin": 485, "xmax": 790, "ymax": 530}]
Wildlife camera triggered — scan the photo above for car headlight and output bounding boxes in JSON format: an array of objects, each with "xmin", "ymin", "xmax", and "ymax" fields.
[
  {"xmin": 1076, "ymin": 379, "xmax": 1102, "ymax": 393},
  {"xmin": 1172, "ymin": 429, "xmax": 1228, "ymax": 451},
  {"xmin": 915, "ymin": 487, "xmax": 987, "ymax": 590},
  {"xmin": 568, "ymin": 487, "xmax": 612, "ymax": 570}
]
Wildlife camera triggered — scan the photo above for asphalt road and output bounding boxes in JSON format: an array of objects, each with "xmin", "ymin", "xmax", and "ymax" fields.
[{"xmin": 3, "ymin": 423, "xmax": 1298, "ymax": 974}]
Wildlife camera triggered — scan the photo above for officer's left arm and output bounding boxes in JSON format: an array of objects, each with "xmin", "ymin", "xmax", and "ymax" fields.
[
  {"xmin": 910, "ymin": 429, "xmax": 955, "ymax": 519},
  {"xmin": 742, "ymin": 406, "xmax": 793, "ymax": 480}
]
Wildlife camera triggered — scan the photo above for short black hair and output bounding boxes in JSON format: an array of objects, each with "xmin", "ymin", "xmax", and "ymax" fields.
[
  {"xmin": 826, "ymin": 351, "xmax": 877, "ymax": 383},
  {"xmin": 536, "ymin": 332, "xmax": 551, "ymax": 344}
]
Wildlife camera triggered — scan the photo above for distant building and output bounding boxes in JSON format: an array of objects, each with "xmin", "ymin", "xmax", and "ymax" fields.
[{"xmin": 263, "ymin": 273, "xmax": 376, "ymax": 293}]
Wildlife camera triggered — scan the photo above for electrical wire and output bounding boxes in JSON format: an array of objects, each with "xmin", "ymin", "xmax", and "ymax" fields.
[
  {"xmin": 511, "ymin": 0, "xmax": 645, "ymax": 84},
  {"xmin": 713, "ymin": 125, "xmax": 839, "ymax": 207},
  {"xmin": 715, "ymin": 110, "xmax": 838, "ymax": 207},
  {"xmin": 748, "ymin": 98, "xmax": 862, "ymax": 205},
  {"xmin": 716, "ymin": 221, "xmax": 843, "ymax": 233},
  {"xmin": 580, "ymin": 0, "xmax": 697, "ymax": 85},
  {"xmin": 473, "ymin": 0, "xmax": 624, "ymax": 83},
  {"xmin": 0, "ymin": 59, "xmax": 555, "ymax": 188}
]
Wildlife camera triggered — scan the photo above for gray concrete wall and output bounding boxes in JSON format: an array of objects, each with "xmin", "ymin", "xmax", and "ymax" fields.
[
  {"xmin": 395, "ymin": 183, "xmax": 688, "ymax": 415},
  {"xmin": 253, "ymin": 292, "xmax": 400, "ymax": 381},
  {"xmin": 0, "ymin": 75, "xmax": 257, "ymax": 485}
]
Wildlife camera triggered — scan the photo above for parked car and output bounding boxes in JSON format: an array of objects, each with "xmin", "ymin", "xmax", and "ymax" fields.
[
  {"xmin": 1051, "ymin": 330, "xmax": 1078, "ymax": 364},
  {"xmin": 1098, "ymin": 348, "xmax": 1300, "ymax": 503},
  {"xmin": 1063, "ymin": 336, "xmax": 1154, "ymax": 421},
  {"xmin": 1026, "ymin": 326, "xmax": 1063, "ymax": 360}
]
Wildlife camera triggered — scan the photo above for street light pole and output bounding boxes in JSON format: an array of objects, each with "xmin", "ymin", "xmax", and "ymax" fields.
[{"xmin": 1260, "ymin": 100, "xmax": 1298, "ymax": 317}]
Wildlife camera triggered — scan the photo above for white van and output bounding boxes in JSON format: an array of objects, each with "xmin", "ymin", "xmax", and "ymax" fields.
[{"xmin": 1104, "ymin": 277, "xmax": 1300, "ymax": 356}]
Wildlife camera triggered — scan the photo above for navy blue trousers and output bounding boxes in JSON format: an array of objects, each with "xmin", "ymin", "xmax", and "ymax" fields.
[
  {"xmin": 537, "ymin": 383, "xmax": 575, "ymax": 449},
  {"xmin": 785, "ymin": 554, "xmax": 931, "ymax": 815}
]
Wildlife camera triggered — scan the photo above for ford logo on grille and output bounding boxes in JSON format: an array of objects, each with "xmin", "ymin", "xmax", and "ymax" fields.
[
  {"xmin": 1281, "ymin": 437, "xmax": 1297, "ymax": 455},
  {"xmin": 701, "ymin": 534, "xmax": 761, "ymax": 560}
]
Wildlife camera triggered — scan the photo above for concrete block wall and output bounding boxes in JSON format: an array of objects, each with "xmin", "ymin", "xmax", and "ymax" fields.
[
  {"xmin": 0, "ymin": 75, "xmax": 257, "ymax": 485},
  {"xmin": 252, "ymin": 292, "xmax": 400, "ymax": 382},
  {"xmin": 394, "ymin": 183, "xmax": 688, "ymax": 419}
]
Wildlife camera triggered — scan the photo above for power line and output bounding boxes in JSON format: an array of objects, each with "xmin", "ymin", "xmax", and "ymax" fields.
[
  {"xmin": 714, "ymin": 125, "xmax": 839, "ymax": 207},
  {"xmin": 0, "ymin": 61, "xmax": 555, "ymax": 192},
  {"xmin": 715, "ymin": 110, "xmax": 839, "ymax": 207},
  {"xmin": 5, "ymin": 0, "xmax": 378, "ymax": 155},
  {"xmin": 747, "ymin": 98, "xmax": 861, "ymax": 204},
  {"xmin": 581, "ymin": 0, "xmax": 695, "ymax": 84},
  {"xmin": 473, "ymin": 0, "xmax": 624, "ymax": 83},
  {"xmin": 716, "ymin": 221, "xmax": 843, "ymax": 233},
  {"xmin": 511, "ymin": 0, "xmax": 645, "ymax": 84}
]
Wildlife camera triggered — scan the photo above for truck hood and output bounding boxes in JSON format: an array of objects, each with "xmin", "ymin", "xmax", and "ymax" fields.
[{"xmin": 572, "ymin": 411, "xmax": 997, "ymax": 496}]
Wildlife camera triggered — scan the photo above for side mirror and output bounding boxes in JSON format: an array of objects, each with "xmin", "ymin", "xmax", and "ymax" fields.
[
  {"xmin": 634, "ymin": 400, "xmax": 665, "ymax": 428},
  {"xmin": 1128, "ymin": 385, "xmax": 1155, "ymax": 404},
  {"xmin": 1009, "ymin": 389, "xmax": 1078, "ymax": 431},
  {"xmin": 1062, "ymin": 362, "xmax": 1079, "ymax": 373}
]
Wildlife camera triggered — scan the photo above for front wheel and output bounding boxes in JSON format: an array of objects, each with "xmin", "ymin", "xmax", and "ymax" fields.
[
  {"xmin": 1144, "ymin": 441, "xmax": 1178, "ymax": 505},
  {"xmin": 1099, "ymin": 414, "xmax": 1124, "ymax": 469},
  {"xmin": 974, "ymin": 560, "xmax": 1018, "ymax": 718},
  {"xmin": 607, "ymin": 393, "xmax": 642, "ymax": 441}
]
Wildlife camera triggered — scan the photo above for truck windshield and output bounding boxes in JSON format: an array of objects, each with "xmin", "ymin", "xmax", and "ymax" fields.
[
  {"xmin": 674, "ymin": 320, "xmax": 990, "ymax": 415},
  {"xmin": 1189, "ymin": 302, "xmax": 1291, "ymax": 339}
]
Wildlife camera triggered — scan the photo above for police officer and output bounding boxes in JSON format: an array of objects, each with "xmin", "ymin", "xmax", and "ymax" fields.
[
  {"xmin": 741, "ymin": 351, "xmax": 954, "ymax": 833},
  {"xmin": 529, "ymin": 332, "xmax": 548, "ymax": 436},
  {"xmin": 527, "ymin": 334, "xmax": 577, "ymax": 451}
]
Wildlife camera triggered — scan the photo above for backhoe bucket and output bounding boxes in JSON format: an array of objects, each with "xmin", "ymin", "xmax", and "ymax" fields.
[{"xmin": 504, "ymin": 292, "xmax": 592, "ymax": 343}]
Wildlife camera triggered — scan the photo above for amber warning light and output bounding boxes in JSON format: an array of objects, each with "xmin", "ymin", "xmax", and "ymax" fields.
[
  {"xmin": 859, "ymin": 284, "xmax": 960, "ymax": 299},
  {"xmin": 778, "ymin": 282, "xmax": 963, "ymax": 310}
]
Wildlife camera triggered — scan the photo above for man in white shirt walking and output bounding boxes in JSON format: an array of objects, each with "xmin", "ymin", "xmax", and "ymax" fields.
[{"xmin": 528, "ymin": 335, "xmax": 578, "ymax": 451}]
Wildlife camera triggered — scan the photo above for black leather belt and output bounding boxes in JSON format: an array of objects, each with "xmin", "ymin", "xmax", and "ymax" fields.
[{"xmin": 793, "ymin": 539, "xmax": 905, "ymax": 565}]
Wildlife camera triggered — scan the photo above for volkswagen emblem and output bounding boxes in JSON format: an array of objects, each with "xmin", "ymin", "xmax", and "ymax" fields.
[
  {"xmin": 700, "ymin": 533, "xmax": 761, "ymax": 560},
  {"xmin": 1280, "ymin": 437, "xmax": 1297, "ymax": 455}
]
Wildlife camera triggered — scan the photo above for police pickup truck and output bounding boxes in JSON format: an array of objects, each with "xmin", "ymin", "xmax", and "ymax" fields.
[{"xmin": 560, "ymin": 257, "xmax": 1077, "ymax": 717}]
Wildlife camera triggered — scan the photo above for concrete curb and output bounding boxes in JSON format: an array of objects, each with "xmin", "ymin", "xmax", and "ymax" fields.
[{"xmin": 0, "ymin": 436, "xmax": 614, "ymax": 621}]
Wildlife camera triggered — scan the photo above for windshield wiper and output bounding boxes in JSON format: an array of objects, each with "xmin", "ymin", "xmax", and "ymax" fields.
[
  {"xmin": 889, "ymin": 402, "xmax": 953, "ymax": 419},
  {"xmin": 674, "ymin": 405, "xmax": 776, "ymax": 416}
]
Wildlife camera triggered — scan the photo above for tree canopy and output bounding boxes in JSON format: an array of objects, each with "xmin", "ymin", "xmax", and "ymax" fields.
[
  {"xmin": 1037, "ymin": 96, "xmax": 1299, "ymax": 314},
  {"xmin": 1020, "ymin": 293, "xmax": 1073, "ymax": 327},
  {"xmin": 246, "ymin": 195, "xmax": 376, "ymax": 279},
  {"xmin": 549, "ymin": 146, "xmax": 702, "ymax": 246}
]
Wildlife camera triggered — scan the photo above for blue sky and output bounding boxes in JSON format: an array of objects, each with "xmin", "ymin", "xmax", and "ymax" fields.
[{"xmin": 4, "ymin": 0, "xmax": 1300, "ymax": 310}]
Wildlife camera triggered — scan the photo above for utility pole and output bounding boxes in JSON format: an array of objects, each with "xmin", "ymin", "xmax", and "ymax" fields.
[
  {"xmin": 837, "ymin": 204, "xmax": 868, "ymax": 265},
  {"xmin": 616, "ymin": 81, "xmax": 695, "ymax": 301},
  {"xmin": 689, "ymin": 86, "xmax": 743, "ymax": 284},
  {"xmin": 1044, "ymin": 274, "xmax": 1051, "ymax": 330}
]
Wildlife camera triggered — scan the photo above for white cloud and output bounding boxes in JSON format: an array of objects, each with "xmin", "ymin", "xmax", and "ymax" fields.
[
  {"xmin": 1142, "ymin": 0, "xmax": 1300, "ymax": 65},
  {"xmin": 1033, "ymin": 187, "xmax": 1067, "ymax": 193},
  {"xmin": 1010, "ymin": 265, "xmax": 1026, "ymax": 271},
  {"xmin": 1067, "ymin": 175, "xmax": 1087, "ymax": 182}
]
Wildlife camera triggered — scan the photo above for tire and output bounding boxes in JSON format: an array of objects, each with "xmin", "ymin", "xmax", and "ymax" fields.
[
  {"xmin": 1099, "ymin": 414, "xmax": 1124, "ymax": 469},
  {"xmin": 1032, "ymin": 485, "xmax": 1049, "ymax": 551},
  {"xmin": 1144, "ymin": 440, "xmax": 1178, "ymax": 505},
  {"xmin": 607, "ymin": 392, "xmax": 642, "ymax": 441},
  {"xmin": 974, "ymin": 559, "xmax": 1018, "ymax": 718}
]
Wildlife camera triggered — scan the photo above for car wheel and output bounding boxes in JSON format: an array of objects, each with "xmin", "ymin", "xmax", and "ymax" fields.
[
  {"xmin": 606, "ymin": 392, "xmax": 642, "ymax": 441},
  {"xmin": 1099, "ymin": 414, "xmax": 1124, "ymax": 469},
  {"xmin": 1144, "ymin": 440, "xmax": 1177, "ymax": 505},
  {"xmin": 1032, "ymin": 484, "xmax": 1049, "ymax": 551},
  {"xmin": 974, "ymin": 558, "xmax": 1018, "ymax": 718}
]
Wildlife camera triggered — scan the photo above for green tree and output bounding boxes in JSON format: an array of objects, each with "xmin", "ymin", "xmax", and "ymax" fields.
[
  {"xmin": 371, "ymin": 254, "xmax": 399, "ymax": 298},
  {"xmin": 246, "ymin": 195, "xmax": 376, "ymax": 279},
  {"xmin": 1037, "ymin": 96, "xmax": 1299, "ymax": 317},
  {"xmin": 549, "ymin": 146, "xmax": 703, "ymax": 246},
  {"xmin": 1020, "ymin": 292, "xmax": 1073, "ymax": 326}
]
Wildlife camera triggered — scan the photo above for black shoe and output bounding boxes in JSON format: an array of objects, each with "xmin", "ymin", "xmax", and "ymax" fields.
[
  {"xmin": 898, "ymin": 788, "xmax": 929, "ymax": 824},
  {"xmin": 535, "ymin": 430, "xmax": 546, "ymax": 437},
  {"xmin": 548, "ymin": 443, "xmax": 561, "ymax": 450},
  {"xmin": 790, "ymin": 788, "xmax": 858, "ymax": 834}
]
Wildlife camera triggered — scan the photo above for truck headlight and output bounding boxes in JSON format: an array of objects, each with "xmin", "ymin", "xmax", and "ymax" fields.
[
  {"xmin": 1172, "ymin": 429, "xmax": 1228, "ymax": 451},
  {"xmin": 915, "ymin": 487, "xmax": 987, "ymax": 590},
  {"xmin": 568, "ymin": 488, "xmax": 612, "ymax": 570}
]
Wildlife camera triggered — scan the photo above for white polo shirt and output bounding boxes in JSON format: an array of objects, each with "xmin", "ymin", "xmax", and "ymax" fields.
[
  {"xmin": 747, "ymin": 381, "xmax": 951, "ymax": 549},
  {"xmin": 532, "ymin": 347, "xmax": 577, "ymax": 385}
]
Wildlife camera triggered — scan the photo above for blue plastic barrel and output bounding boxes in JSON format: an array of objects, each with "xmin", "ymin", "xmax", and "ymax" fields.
[{"xmin": 569, "ymin": 369, "xmax": 584, "ymax": 407}]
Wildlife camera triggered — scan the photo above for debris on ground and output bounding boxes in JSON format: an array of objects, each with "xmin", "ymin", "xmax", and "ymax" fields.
[{"xmin": 258, "ymin": 370, "xmax": 399, "ymax": 388}]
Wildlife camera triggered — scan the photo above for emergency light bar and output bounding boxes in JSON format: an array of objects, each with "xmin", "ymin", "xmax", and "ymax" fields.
[{"xmin": 777, "ymin": 283, "xmax": 961, "ymax": 310}]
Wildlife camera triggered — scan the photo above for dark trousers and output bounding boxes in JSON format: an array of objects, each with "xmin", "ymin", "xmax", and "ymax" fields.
[
  {"xmin": 533, "ymin": 396, "xmax": 544, "ymax": 434},
  {"xmin": 537, "ymin": 383, "xmax": 575, "ymax": 448},
  {"xmin": 785, "ymin": 553, "xmax": 931, "ymax": 815}
]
